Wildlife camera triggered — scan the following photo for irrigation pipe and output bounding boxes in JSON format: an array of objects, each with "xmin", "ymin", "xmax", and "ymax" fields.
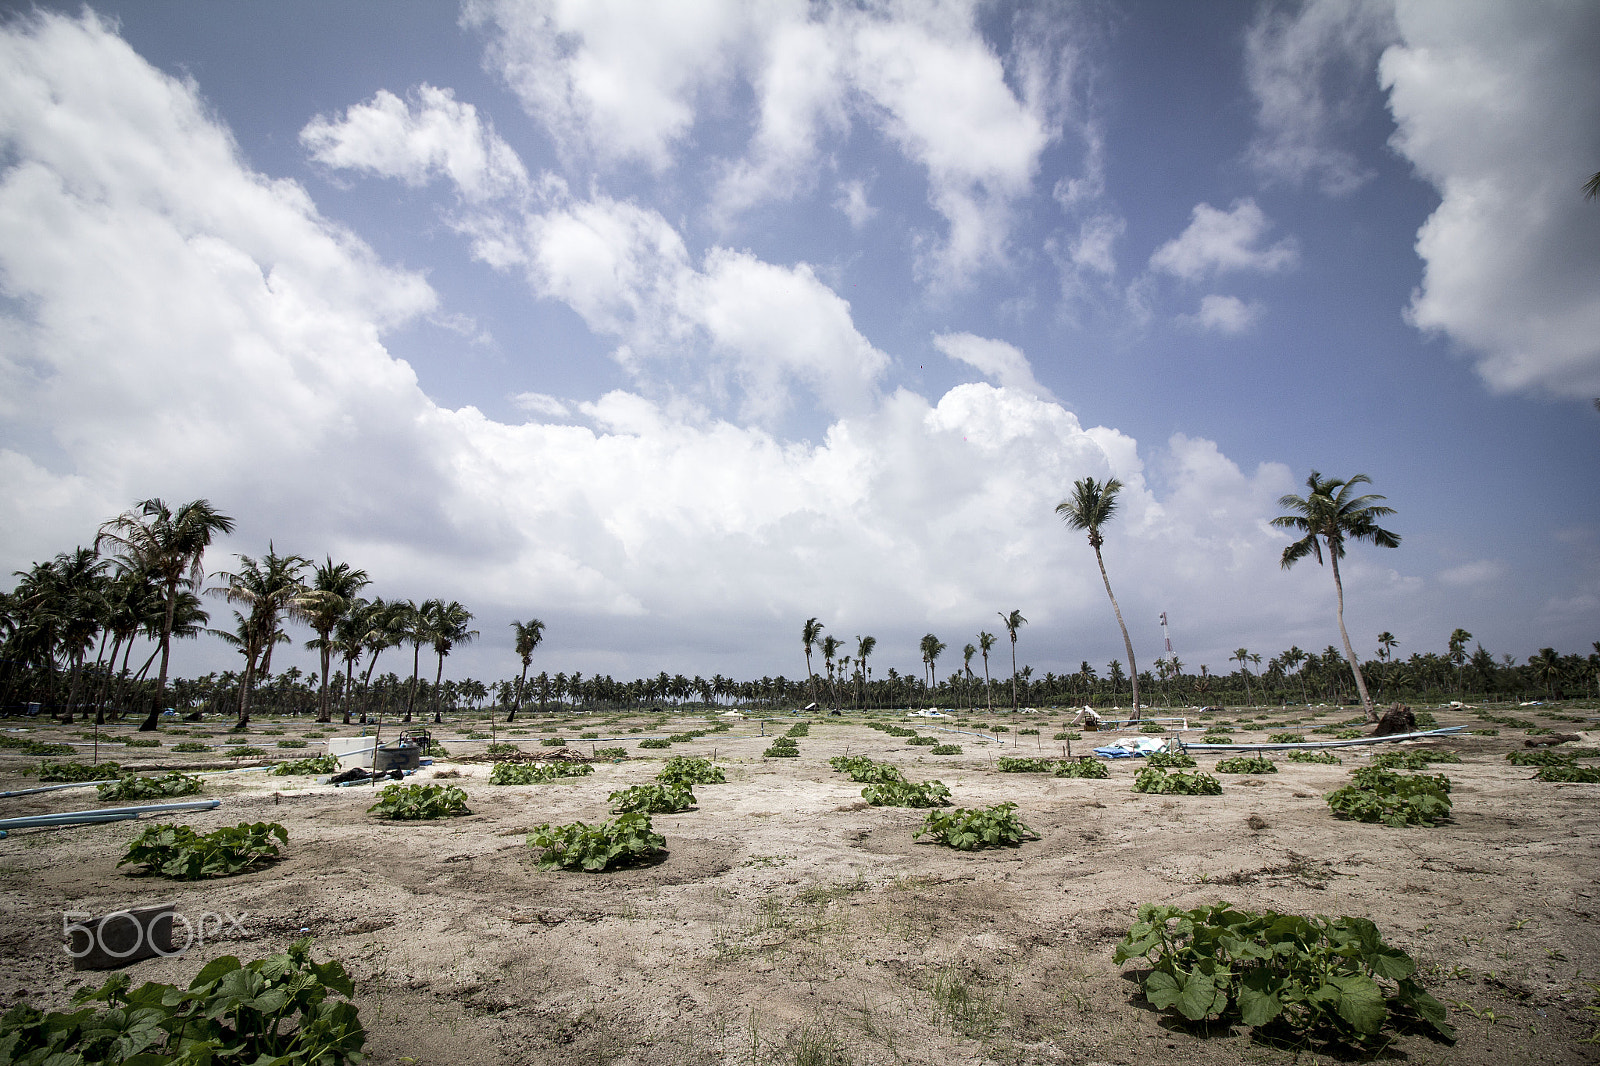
[
  {"xmin": 0, "ymin": 763, "xmax": 275, "ymax": 800},
  {"xmin": 0, "ymin": 799, "xmax": 220, "ymax": 833}
]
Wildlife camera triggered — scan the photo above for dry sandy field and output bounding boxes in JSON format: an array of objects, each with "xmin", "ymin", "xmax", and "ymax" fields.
[{"xmin": 1, "ymin": 704, "xmax": 1597, "ymax": 1066}]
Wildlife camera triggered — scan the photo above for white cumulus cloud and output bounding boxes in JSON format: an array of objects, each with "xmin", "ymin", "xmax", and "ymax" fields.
[
  {"xmin": 1183, "ymin": 294, "xmax": 1265, "ymax": 335},
  {"xmin": 932, "ymin": 332, "xmax": 1053, "ymax": 399},
  {"xmin": 1381, "ymin": 0, "xmax": 1600, "ymax": 399},
  {"xmin": 1150, "ymin": 199, "xmax": 1300, "ymax": 282}
]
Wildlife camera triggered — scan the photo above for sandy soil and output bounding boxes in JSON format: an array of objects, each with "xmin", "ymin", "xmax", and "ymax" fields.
[{"xmin": 1, "ymin": 706, "xmax": 1598, "ymax": 1066}]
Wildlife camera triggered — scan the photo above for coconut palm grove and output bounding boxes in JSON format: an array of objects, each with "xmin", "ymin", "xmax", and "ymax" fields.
[{"xmin": 5, "ymin": 486, "xmax": 1595, "ymax": 727}]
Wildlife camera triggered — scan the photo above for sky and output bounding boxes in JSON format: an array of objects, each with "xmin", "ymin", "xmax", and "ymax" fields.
[{"xmin": 1, "ymin": 0, "xmax": 1598, "ymax": 691}]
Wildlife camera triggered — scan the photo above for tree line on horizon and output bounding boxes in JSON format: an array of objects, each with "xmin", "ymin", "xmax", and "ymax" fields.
[{"xmin": 3, "ymin": 493, "xmax": 1597, "ymax": 726}]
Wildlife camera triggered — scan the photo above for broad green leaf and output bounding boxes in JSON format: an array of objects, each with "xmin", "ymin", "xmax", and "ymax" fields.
[
  {"xmin": 1329, "ymin": 972, "xmax": 1386, "ymax": 1034},
  {"xmin": 1174, "ymin": 970, "xmax": 1220, "ymax": 1021},
  {"xmin": 1142, "ymin": 970, "xmax": 1181, "ymax": 1010}
]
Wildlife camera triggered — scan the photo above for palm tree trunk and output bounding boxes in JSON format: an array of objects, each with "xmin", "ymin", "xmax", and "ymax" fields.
[
  {"xmin": 1008, "ymin": 638, "xmax": 1019, "ymax": 713},
  {"xmin": 1094, "ymin": 545, "xmax": 1141, "ymax": 719},
  {"xmin": 982, "ymin": 654, "xmax": 993, "ymax": 712},
  {"xmin": 139, "ymin": 581, "xmax": 179, "ymax": 731},
  {"xmin": 1329, "ymin": 551, "xmax": 1376, "ymax": 721},
  {"xmin": 510, "ymin": 662, "xmax": 528, "ymax": 722}
]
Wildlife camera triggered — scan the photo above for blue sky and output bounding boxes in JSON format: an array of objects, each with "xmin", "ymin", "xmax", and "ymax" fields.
[{"xmin": 2, "ymin": 1, "xmax": 1597, "ymax": 690}]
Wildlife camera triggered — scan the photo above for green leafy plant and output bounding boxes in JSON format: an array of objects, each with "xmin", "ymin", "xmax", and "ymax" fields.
[
  {"xmin": 996, "ymin": 756, "xmax": 1059, "ymax": 773},
  {"xmin": 21, "ymin": 741, "xmax": 76, "ymax": 756},
  {"xmin": 594, "ymin": 746, "xmax": 628, "ymax": 760},
  {"xmin": 906, "ymin": 735, "xmax": 937, "ymax": 746},
  {"xmin": 1216, "ymin": 756, "xmax": 1277, "ymax": 775},
  {"xmin": 763, "ymin": 736, "xmax": 800, "ymax": 758},
  {"xmin": 0, "ymin": 936, "xmax": 364, "ymax": 1065},
  {"xmin": 422, "ymin": 740, "xmax": 450, "ymax": 757},
  {"xmin": 1535, "ymin": 764, "xmax": 1600, "ymax": 783},
  {"xmin": 861, "ymin": 779, "xmax": 951, "ymax": 808},
  {"xmin": 488, "ymin": 761, "xmax": 593, "ymax": 784},
  {"xmin": 1133, "ymin": 768, "xmax": 1223, "ymax": 795},
  {"xmin": 484, "ymin": 742, "xmax": 520, "ymax": 756},
  {"xmin": 1334, "ymin": 730, "xmax": 1363, "ymax": 739},
  {"xmin": 785, "ymin": 723, "xmax": 811, "ymax": 737},
  {"xmin": 275, "ymin": 739, "xmax": 308, "ymax": 749},
  {"xmin": 226, "ymin": 747, "xmax": 268, "ymax": 758},
  {"xmin": 1267, "ymin": 732, "xmax": 1306, "ymax": 743},
  {"xmin": 123, "ymin": 736, "xmax": 162, "ymax": 748},
  {"xmin": 172, "ymin": 742, "xmax": 211, "ymax": 753},
  {"xmin": 609, "ymin": 783, "xmax": 695, "ymax": 813},
  {"xmin": 1139, "ymin": 724, "xmax": 1166, "ymax": 733},
  {"xmin": 1200, "ymin": 733, "xmax": 1233, "ymax": 744},
  {"xmin": 1371, "ymin": 750, "xmax": 1457, "ymax": 770},
  {"xmin": 915, "ymin": 803, "xmax": 1036, "ymax": 850},
  {"xmin": 829, "ymin": 756, "xmax": 901, "ymax": 783},
  {"xmin": 638, "ymin": 737, "xmax": 672, "ymax": 749},
  {"xmin": 528, "ymin": 812, "xmax": 666, "ymax": 871},
  {"xmin": 1326, "ymin": 769, "xmax": 1451, "ymax": 827},
  {"xmin": 120, "ymin": 822, "xmax": 287, "ymax": 880},
  {"xmin": 1145, "ymin": 750, "xmax": 1197, "ymax": 769},
  {"xmin": 540, "ymin": 736, "xmax": 567, "ymax": 747},
  {"xmin": 38, "ymin": 761, "xmax": 121, "ymax": 782},
  {"xmin": 1054, "ymin": 757, "xmax": 1110, "ymax": 779},
  {"xmin": 1017, "ymin": 728, "xmax": 1039, "ymax": 735},
  {"xmin": 272, "ymin": 753, "xmax": 341, "ymax": 776},
  {"xmin": 367, "ymin": 782, "xmax": 471, "ymax": 819},
  {"xmin": 1286, "ymin": 751, "xmax": 1342, "ymax": 765},
  {"xmin": 930, "ymin": 744, "xmax": 963, "ymax": 755},
  {"xmin": 96, "ymin": 771, "xmax": 204, "ymax": 802},
  {"xmin": 1114, "ymin": 902, "xmax": 1453, "ymax": 1046},
  {"xmin": 656, "ymin": 755, "xmax": 725, "ymax": 787},
  {"xmin": 1505, "ymin": 749, "xmax": 1575, "ymax": 766}
]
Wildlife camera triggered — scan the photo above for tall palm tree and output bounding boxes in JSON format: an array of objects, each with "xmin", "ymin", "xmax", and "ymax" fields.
[
  {"xmin": 821, "ymin": 634, "xmax": 843, "ymax": 708},
  {"xmin": 401, "ymin": 599, "xmax": 437, "ymax": 723},
  {"xmin": 919, "ymin": 634, "xmax": 947, "ymax": 707},
  {"xmin": 209, "ymin": 545, "xmax": 310, "ymax": 726},
  {"xmin": 297, "ymin": 557, "xmax": 370, "ymax": 724},
  {"xmin": 962, "ymin": 643, "xmax": 977, "ymax": 709},
  {"xmin": 1271, "ymin": 471, "xmax": 1400, "ymax": 722},
  {"xmin": 801, "ymin": 617, "xmax": 824, "ymax": 708},
  {"xmin": 331, "ymin": 599, "xmax": 371, "ymax": 725},
  {"xmin": 978, "ymin": 631, "xmax": 996, "ymax": 712},
  {"xmin": 1057, "ymin": 478, "xmax": 1141, "ymax": 719},
  {"xmin": 1447, "ymin": 628, "xmax": 1472, "ymax": 695},
  {"xmin": 1231, "ymin": 647, "xmax": 1253, "ymax": 706},
  {"xmin": 427, "ymin": 601, "xmax": 477, "ymax": 723},
  {"xmin": 96, "ymin": 499, "xmax": 234, "ymax": 731},
  {"xmin": 854, "ymin": 634, "xmax": 876, "ymax": 709},
  {"xmin": 508, "ymin": 618, "xmax": 545, "ymax": 722},
  {"xmin": 998, "ymin": 610, "xmax": 1027, "ymax": 713}
]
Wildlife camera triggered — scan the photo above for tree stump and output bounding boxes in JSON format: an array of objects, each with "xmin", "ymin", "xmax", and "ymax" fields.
[{"xmin": 1371, "ymin": 703, "xmax": 1416, "ymax": 737}]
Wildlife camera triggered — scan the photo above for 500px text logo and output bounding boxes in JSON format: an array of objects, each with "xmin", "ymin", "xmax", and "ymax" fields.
[{"xmin": 63, "ymin": 908, "xmax": 250, "ymax": 960}]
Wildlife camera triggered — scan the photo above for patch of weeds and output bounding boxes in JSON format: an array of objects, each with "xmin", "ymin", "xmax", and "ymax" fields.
[
  {"xmin": 123, "ymin": 736, "xmax": 162, "ymax": 748},
  {"xmin": 1054, "ymin": 757, "xmax": 1109, "ymax": 778},
  {"xmin": 764, "ymin": 737, "xmax": 801, "ymax": 758},
  {"xmin": 638, "ymin": 737, "xmax": 672, "ymax": 749},
  {"xmin": 1133, "ymin": 768, "xmax": 1222, "ymax": 795},
  {"xmin": 528, "ymin": 812, "xmax": 666, "ymax": 871},
  {"xmin": 930, "ymin": 969, "xmax": 1001, "ymax": 1037},
  {"xmin": 1145, "ymin": 751, "xmax": 1197, "ymax": 769},
  {"xmin": 1326, "ymin": 769, "xmax": 1451, "ymax": 826},
  {"xmin": 594, "ymin": 746, "xmax": 628, "ymax": 760},
  {"xmin": 121, "ymin": 821, "xmax": 287, "ymax": 879},
  {"xmin": 273, "ymin": 753, "xmax": 340, "ymax": 776},
  {"xmin": 1216, "ymin": 756, "xmax": 1278, "ymax": 774},
  {"xmin": 1115, "ymin": 901, "xmax": 1453, "ymax": 1047},
  {"xmin": 580, "ymin": 732, "xmax": 598, "ymax": 739},
  {"xmin": 1200, "ymin": 733, "xmax": 1233, "ymax": 744},
  {"xmin": 1505, "ymin": 749, "xmax": 1576, "ymax": 766},
  {"xmin": 1139, "ymin": 724, "xmax": 1167, "ymax": 733},
  {"xmin": 1371, "ymin": 749, "xmax": 1460, "ymax": 770},
  {"xmin": 996, "ymin": 755, "xmax": 1057, "ymax": 772},
  {"xmin": 172, "ymin": 742, "xmax": 211, "ymax": 753},
  {"xmin": 915, "ymin": 803, "xmax": 1036, "ymax": 850},
  {"xmin": 1535, "ymin": 764, "xmax": 1600, "ymax": 782},
  {"xmin": 829, "ymin": 756, "xmax": 901, "ymax": 783},
  {"xmin": 861, "ymin": 779, "xmax": 951, "ymax": 808},
  {"xmin": 609, "ymin": 784, "xmax": 695, "ymax": 813},
  {"xmin": 906, "ymin": 735, "xmax": 937, "ymax": 745},
  {"xmin": 657, "ymin": 755, "xmax": 725, "ymax": 787},
  {"xmin": 38, "ymin": 761, "xmax": 121, "ymax": 782},
  {"xmin": 225, "ymin": 746, "xmax": 268, "ymax": 758},
  {"xmin": 1334, "ymin": 730, "xmax": 1363, "ymax": 739},
  {"xmin": 785, "ymin": 723, "xmax": 811, "ymax": 737},
  {"xmin": 0, "ymin": 937, "xmax": 364, "ymax": 1064},
  {"xmin": 276, "ymin": 739, "xmax": 309, "ymax": 748},
  {"xmin": 96, "ymin": 771, "xmax": 203, "ymax": 801},
  {"xmin": 930, "ymin": 744, "xmax": 963, "ymax": 755},
  {"xmin": 540, "ymin": 736, "xmax": 568, "ymax": 747},
  {"xmin": 1268, "ymin": 732, "xmax": 1306, "ymax": 743},
  {"xmin": 367, "ymin": 782, "xmax": 471, "ymax": 819},
  {"xmin": 1286, "ymin": 751, "xmax": 1342, "ymax": 765},
  {"xmin": 489, "ymin": 761, "xmax": 593, "ymax": 784},
  {"xmin": 1018, "ymin": 728, "xmax": 1039, "ymax": 735}
]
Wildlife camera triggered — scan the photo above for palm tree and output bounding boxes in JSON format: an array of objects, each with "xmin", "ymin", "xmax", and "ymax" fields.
[
  {"xmin": 1447, "ymin": 628, "xmax": 1472, "ymax": 695},
  {"xmin": 1586, "ymin": 171, "xmax": 1600, "ymax": 200},
  {"xmin": 331, "ymin": 599, "xmax": 371, "ymax": 725},
  {"xmin": 1271, "ymin": 471, "xmax": 1400, "ymax": 722},
  {"xmin": 1231, "ymin": 648, "xmax": 1253, "ymax": 706},
  {"xmin": 401, "ymin": 599, "xmax": 437, "ymax": 723},
  {"xmin": 802, "ymin": 617, "xmax": 824, "ymax": 708},
  {"xmin": 919, "ymin": 634, "xmax": 947, "ymax": 707},
  {"xmin": 978, "ymin": 631, "xmax": 996, "ymax": 712},
  {"xmin": 998, "ymin": 610, "xmax": 1026, "ymax": 712},
  {"xmin": 209, "ymin": 545, "xmax": 310, "ymax": 726},
  {"xmin": 1057, "ymin": 478, "xmax": 1141, "ymax": 720},
  {"xmin": 297, "ymin": 558, "xmax": 370, "ymax": 724},
  {"xmin": 854, "ymin": 635, "xmax": 876, "ymax": 709},
  {"xmin": 1377, "ymin": 631, "xmax": 1398, "ymax": 662},
  {"xmin": 427, "ymin": 601, "xmax": 477, "ymax": 722},
  {"xmin": 508, "ymin": 618, "xmax": 545, "ymax": 722},
  {"xmin": 821, "ymin": 634, "xmax": 843, "ymax": 709},
  {"xmin": 962, "ymin": 643, "xmax": 977, "ymax": 709},
  {"xmin": 96, "ymin": 499, "xmax": 234, "ymax": 730}
]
